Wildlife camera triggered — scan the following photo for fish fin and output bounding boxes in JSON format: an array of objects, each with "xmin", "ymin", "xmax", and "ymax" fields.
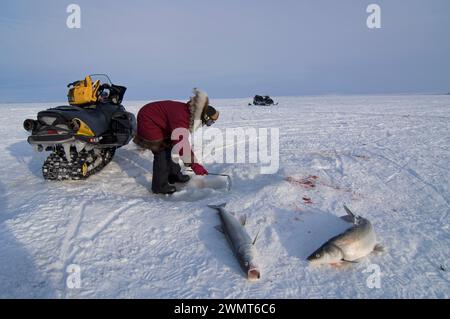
[
  {"xmin": 239, "ymin": 215, "xmax": 247, "ymax": 226},
  {"xmin": 343, "ymin": 204, "xmax": 356, "ymax": 218},
  {"xmin": 252, "ymin": 227, "xmax": 261, "ymax": 245},
  {"xmin": 373, "ymin": 244, "xmax": 384, "ymax": 253},
  {"xmin": 208, "ymin": 203, "xmax": 227, "ymax": 210},
  {"xmin": 214, "ymin": 225, "xmax": 225, "ymax": 234},
  {"xmin": 340, "ymin": 215, "xmax": 354, "ymax": 223},
  {"xmin": 341, "ymin": 259, "xmax": 359, "ymax": 264},
  {"xmin": 343, "ymin": 204, "xmax": 359, "ymax": 224}
]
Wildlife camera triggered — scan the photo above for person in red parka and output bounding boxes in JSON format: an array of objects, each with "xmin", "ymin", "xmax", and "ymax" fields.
[{"xmin": 133, "ymin": 88, "xmax": 220, "ymax": 194}]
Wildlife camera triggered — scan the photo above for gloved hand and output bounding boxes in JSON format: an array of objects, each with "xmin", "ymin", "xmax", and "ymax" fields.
[{"xmin": 191, "ymin": 163, "xmax": 208, "ymax": 176}]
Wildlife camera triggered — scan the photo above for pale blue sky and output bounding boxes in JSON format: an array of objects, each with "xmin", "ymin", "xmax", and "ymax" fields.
[{"xmin": 1, "ymin": 0, "xmax": 449, "ymax": 102}]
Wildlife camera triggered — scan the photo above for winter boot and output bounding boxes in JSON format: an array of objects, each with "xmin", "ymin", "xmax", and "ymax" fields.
[
  {"xmin": 153, "ymin": 183, "xmax": 176, "ymax": 195},
  {"xmin": 166, "ymin": 148, "xmax": 191, "ymax": 184},
  {"xmin": 168, "ymin": 174, "xmax": 191, "ymax": 184}
]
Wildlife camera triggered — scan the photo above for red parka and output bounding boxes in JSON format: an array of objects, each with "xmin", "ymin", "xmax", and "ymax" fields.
[
  {"xmin": 136, "ymin": 100, "xmax": 199, "ymax": 162},
  {"xmin": 137, "ymin": 100, "xmax": 190, "ymax": 142},
  {"xmin": 135, "ymin": 89, "xmax": 209, "ymax": 163}
]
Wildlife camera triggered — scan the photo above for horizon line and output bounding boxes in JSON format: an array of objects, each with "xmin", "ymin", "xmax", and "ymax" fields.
[{"xmin": 1, "ymin": 92, "xmax": 449, "ymax": 105}]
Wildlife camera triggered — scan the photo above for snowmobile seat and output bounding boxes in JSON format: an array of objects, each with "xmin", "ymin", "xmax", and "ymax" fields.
[{"xmin": 38, "ymin": 103, "xmax": 123, "ymax": 136}]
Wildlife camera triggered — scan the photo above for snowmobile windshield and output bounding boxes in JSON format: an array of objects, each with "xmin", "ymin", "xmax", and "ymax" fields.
[
  {"xmin": 90, "ymin": 74, "xmax": 127, "ymax": 105},
  {"xmin": 90, "ymin": 74, "xmax": 112, "ymax": 86}
]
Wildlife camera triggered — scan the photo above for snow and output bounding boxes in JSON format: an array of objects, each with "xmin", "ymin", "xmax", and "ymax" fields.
[{"xmin": 0, "ymin": 95, "xmax": 449, "ymax": 298}]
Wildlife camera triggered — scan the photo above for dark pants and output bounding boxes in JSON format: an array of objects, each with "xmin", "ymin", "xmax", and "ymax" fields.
[
  {"xmin": 151, "ymin": 148, "xmax": 183, "ymax": 193},
  {"xmin": 133, "ymin": 135, "xmax": 183, "ymax": 192}
]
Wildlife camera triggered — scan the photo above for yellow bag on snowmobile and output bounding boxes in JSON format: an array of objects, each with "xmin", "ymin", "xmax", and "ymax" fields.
[{"xmin": 67, "ymin": 75, "xmax": 100, "ymax": 106}]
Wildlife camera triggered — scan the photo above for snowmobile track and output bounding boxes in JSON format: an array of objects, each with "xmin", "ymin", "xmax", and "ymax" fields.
[{"xmin": 42, "ymin": 148, "xmax": 116, "ymax": 181}]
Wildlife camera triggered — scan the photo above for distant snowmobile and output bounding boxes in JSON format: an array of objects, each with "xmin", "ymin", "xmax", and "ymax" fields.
[
  {"xmin": 249, "ymin": 95, "xmax": 277, "ymax": 106},
  {"xmin": 23, "ymin": 74, "xmax": 136, "ymax": 180}
]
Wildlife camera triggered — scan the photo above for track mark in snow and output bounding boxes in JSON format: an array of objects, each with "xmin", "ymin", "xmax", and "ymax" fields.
[
  {"xmin": 82, "ymin": 200, "xmax": 141, "ymax": 241},
  {"xmin": 51, "ymin": 200, "xmax": 140, "ymax": 297},
  {"xmin": 334, "ymin": 151, "xmax": 344, "ymax": 177},
  {"xmin": 58, "ymin": 202, "xmax": 86, "ymax": 269},
  {"xmin": 385, "ymin": 163, "xmax": 409, "ymax": 184},
  {"xmin": 368, "ymin": 150, "xmax": 450, "ymax": 205}
]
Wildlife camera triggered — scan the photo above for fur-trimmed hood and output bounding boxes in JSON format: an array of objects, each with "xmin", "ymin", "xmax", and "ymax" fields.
[{"xmin": 188, "ymin": 88, "xmax": 209, "ymax": 133}]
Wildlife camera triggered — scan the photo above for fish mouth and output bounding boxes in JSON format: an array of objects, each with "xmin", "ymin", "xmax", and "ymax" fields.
[
  {"xmin": 308, "ymin": 260, "xmax": 323, "ymax": 267},
  {"xmin": 306, "ymin": 255, "xmax": 323, "ymax": 266},
  {"xmin": 247, "ymin": 267, "xmax": 260, "ymax": 281}
]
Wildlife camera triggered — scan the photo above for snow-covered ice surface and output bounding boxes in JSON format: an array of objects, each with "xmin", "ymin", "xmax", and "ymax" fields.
[{"xmin": 0, "ymin": 95, "xmax": 449, "ymax": 298}]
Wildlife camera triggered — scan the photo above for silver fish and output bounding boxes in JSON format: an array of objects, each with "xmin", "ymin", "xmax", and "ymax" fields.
[
  {"xmin": 307, "ymin": 205, "xmax": 383, "ymax": 265},
  {"xmin": 208, "ymin": 203, "xmax": 261, "ymax": 280}
]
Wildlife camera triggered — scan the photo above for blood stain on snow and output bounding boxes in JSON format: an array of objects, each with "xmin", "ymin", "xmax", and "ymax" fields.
[{"xmin": 285, "ymin": 175, "xmax": 319, "ymax": 189}]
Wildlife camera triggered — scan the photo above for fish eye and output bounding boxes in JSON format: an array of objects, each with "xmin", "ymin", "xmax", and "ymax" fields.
[{"xmin": 315, "ymin": 253, "xmax": 321, "ymax": 258}]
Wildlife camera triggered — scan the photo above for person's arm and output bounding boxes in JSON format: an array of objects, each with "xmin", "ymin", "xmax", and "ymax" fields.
[
  {"xmin": 170, "ymin": 106, "xmax": 208, "ymax": 175},
  {"xmin": 171, "ymin": 133, "xmax": 208, "ymax": 175}
]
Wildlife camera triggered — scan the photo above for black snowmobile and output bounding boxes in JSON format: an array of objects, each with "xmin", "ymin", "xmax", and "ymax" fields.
[
  {"xmin": 23, "ymin": 74, "xmax": 136, "ymax": 180},
  {"xmin": 249, "ymin": 95, "xmax": 277, "ymax": 106}
]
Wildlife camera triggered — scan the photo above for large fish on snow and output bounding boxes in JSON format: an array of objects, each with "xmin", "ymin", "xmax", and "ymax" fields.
[
  {"xmin": 208, "ymin": 203, "xmax": 261, "ymax": 280},
  {"xmin": 307, "ymin": 205, "xmax": 383, "ymax": 265}
]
